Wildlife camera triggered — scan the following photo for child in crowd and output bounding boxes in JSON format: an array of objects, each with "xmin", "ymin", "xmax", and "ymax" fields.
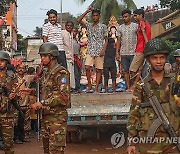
[{"xmin": 103, "ymin": 38, "xmax": 117, "ymax": 93}]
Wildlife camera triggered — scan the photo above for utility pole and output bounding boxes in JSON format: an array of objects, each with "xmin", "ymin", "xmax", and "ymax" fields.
[{"xmin": 60, "ymin": 0, "xmax": 63, "ymax": 26}]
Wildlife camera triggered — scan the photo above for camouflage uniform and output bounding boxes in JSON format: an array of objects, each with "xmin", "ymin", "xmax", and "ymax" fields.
[
  {"xmin": 127, "ymin": 39, "xmax": 180, "ymax": 154},
  {"xmin": 171, "ymin": 49, "xmax": 180, "ymax": 74},
  {"xmin": 127, "ymin": 72, "xmax": 180, "ymax": 153},
  {"xmin": 41, "ymin": 62, "xmax": 70, "ymax": 154},
  {"xmin": 0, "ymin": 69, "xmax": 18, "ymax": 154}
]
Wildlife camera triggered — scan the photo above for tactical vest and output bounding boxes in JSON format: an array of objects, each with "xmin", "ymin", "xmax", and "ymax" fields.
[{"xmin": 41, "ymin": 64, "xmax": 71, "ymax": 115}]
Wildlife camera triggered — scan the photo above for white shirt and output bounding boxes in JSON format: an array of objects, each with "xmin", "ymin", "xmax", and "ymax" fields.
[
  {"xmin": 62, "ymin": 30, "xmax": 73, "ymax": 62},
  {"xmin": 42, "ymin": 22, "xmax": 64, "ymax": 51}
]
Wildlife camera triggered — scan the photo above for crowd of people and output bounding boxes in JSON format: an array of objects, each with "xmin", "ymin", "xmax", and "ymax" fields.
[
  {"xmin": 141, "ymin": 4, "xmax": 159, "ymax": 12},
  {"xmin": 0, "ymin": 6, "xmax": 179, "ymax": 154},
  {"xmin": 42, "ymin": 8, "xmax": 152, "ymax": 93}
]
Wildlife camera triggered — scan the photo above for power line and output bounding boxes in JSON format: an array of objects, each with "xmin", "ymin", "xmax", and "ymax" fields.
[
  {"xmin": 20, "ymin": 0, "xmax": 45, "ymax": 15},
  {"xmin": 18, "ymin": 28, "xmax": 34, "ymax": 36}
]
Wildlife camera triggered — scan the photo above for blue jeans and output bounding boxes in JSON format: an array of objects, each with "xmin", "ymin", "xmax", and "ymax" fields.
[{"xmin": 121, "ymin": 55, "xmax": 134, "ymax": 73}]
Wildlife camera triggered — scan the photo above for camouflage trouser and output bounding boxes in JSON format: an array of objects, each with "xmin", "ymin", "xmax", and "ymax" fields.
[
  {"xmin": 23, "ymin": 108, "xmax": 31, "ymax": 137},
  {"xmin": 0, "ymin": 118, "xmax": 14, "ymax": 154},
  {"xmin": 42, "ymin": 113, "xmax": 67, "ymax": 154},
  {"xmin": 136, "ymin": 132, "xmax": 180, "ymax": 154},
  {"xmin": 137, "ymin": 143, "xmax": 179, "ymax": 154}
]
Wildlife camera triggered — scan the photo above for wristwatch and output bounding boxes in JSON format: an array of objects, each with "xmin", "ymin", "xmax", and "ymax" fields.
[{"xmin": 40, "ymin": 100, "xmax": 45, "ymax": 105}]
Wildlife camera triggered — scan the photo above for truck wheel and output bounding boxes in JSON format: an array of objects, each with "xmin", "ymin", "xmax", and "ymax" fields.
[
  {"xmin": 66, "ymin": 131, "xmax": 71, "ymax": 143},
  {"xmin": 71, "ymin": 131, "xmax": 83, "ymax": 143}
]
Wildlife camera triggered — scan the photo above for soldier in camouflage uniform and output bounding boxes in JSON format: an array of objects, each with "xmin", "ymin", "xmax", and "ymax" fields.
[
  {"xmin": 171, "ymin": 49, "xmax": 180, "ymax": 108},
  {"xmin": 127, "ymin": 39, "xmax": 180, "ymax": 154},
  {"xmin": 171, "ymin": 49, "xmax": 180, "ymax": 73},
  {"xmin": 0, "ymin": 50, "xmax": 18, "ymax": 154},
  {"xmin": 32, "ymin": 42, "xmax": 70, "ymax": 154}
]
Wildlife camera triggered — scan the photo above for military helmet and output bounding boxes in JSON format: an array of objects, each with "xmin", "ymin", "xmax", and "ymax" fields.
[
  {"xmin": 144, "ymin": 38, "xmax": 169, "ymax": 57},
  {"xmin": 38, "ymin": 42, "xmax": 59, "ymax": 57},
  {"xmin": 174, "ymin": 49, "xmax": 180, "ymax": 57},
  {"xmin": 0, "ymin": 50, "xmax": 10, "ymax": 63}
]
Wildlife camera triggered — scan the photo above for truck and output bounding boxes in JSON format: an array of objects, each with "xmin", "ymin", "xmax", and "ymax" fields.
[
  {"xmin": 67, "ymin": 92, "xmax": 132, "ymax": 142},
  {"xmin": 66, "ymin": 9, "xmax": 180, "ymax": 142},
  {"xmin": 151, "ymin": 10, "xmax": 180, "ymax": 38}
]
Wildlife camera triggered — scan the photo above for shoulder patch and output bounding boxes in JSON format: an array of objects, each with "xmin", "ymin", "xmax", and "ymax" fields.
[{"xmin": 61, "ymin": 77, "xmax": 67, "ymax": 84}]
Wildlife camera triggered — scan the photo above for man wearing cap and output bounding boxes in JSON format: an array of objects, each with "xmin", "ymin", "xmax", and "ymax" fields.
[
  {"xmin": 127, "ymin": 38, "xmax": 180, "ymax": 154},
  {"xmin": 32, "ymin": 42, "xmax": 70, "ymax": 154},
  {"xmin": 0, "ymin": 50, "xmax": 18, "ymax": 154}
]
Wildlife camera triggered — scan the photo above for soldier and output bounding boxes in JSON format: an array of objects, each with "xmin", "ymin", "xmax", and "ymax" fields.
[
  {"xmin": 171, "ymin": 49, "xmax": 180, "ymax": 73},
  {"xmin": 32, "ymin": 42, "xmax": 70, "ymax": 154},
  {"xmin": 172, "ymin": 49, "xmax": 180, "ymax": 107},
  {"xmin": 0, "ymin": 50, "xmax": 18, "ymax": 154},
  {"xmin": 127, "ymin": 38, "xmax": 180, "ymax": 154}
]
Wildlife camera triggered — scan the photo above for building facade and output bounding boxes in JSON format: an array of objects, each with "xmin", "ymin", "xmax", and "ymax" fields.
[{"xmin": 5, "ymin": 0, "xmax": 18, "ymax": 53}]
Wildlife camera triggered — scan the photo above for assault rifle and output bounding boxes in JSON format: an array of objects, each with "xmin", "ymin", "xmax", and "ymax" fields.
[
  {"xmin": 0, "ymin": 84, "xmax": 24, "ymax": 118},
  {"xmin": 140, "ymin": 76, "xmax": 180, "ymax": 151}
]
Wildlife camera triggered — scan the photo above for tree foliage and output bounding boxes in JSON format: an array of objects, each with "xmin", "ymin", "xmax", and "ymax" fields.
[
  {"xmin": 33, "ymin": 27, "xmax": 42, "ymax": 37},
  {"xmin": 0, "ymin": 0, "xmax": 15, "ymax": 16},
  {"xmin": 163, "ymin": 39, "xmax": 180, "ymax": 63},
  {"xmin": 76, "ymin": 0, "xmax": 137, "ymax": 24},
  {"xmin": 63, "ymin": 12, "xmax": 78, "ymax": 26},
  {"xmin": 159, "ymin": 0, "xmax": 180, "ymax": 11},
  {"xmin": 17, "ymin": 34, "xmax": 26, "ymax": 54}
]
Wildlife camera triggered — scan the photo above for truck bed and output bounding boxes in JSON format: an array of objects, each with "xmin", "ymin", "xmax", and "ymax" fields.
[{"xmin": 67, "ymin": 92, "xmax": 133, "ymax": 126}]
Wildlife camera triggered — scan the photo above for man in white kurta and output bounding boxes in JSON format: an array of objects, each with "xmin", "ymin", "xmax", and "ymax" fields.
[{"xmin": 62, "ymin": 21, "xmax": 75, "ymax": 89}]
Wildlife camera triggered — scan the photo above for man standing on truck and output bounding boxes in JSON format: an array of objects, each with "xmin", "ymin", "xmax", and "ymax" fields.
[
  {"xmin": 32, "ymin": 42, "xmax": 70, "ymax": 154},
  {"xmin": 116, "ymin": 9, "xmax": 138, "ymax": 91},
  {"xmin": 129, "ymin": 9, "xmax": 151, "ymax": 91},
  {"xmin": 78, "ymin": 8, "xmax": 108, "ymax": 93},
  {"xmin": 127, "ymin": 38, "xmax": 180, "ymax": 154},
  {"xmin": 42, "ymin": 9, "xmax": 67, "ymax": 69}
]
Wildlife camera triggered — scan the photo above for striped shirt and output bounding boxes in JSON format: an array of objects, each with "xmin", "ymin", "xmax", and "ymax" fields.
[{"xmin": 42, "ymin": 22, "xmax": 64, "ymax": 51}]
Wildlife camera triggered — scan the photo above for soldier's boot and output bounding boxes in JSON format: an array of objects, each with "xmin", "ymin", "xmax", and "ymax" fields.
[
  {"xmin": 43, "ymin": 137, "xmax": 49, "ymax": 154},
  {"xmin": 50, "ymin": 146, "xmax": 65, "ymax": 154},
  {"xmin": 4, "ymin": 149, "xmax": 14, "ymax": 154}
]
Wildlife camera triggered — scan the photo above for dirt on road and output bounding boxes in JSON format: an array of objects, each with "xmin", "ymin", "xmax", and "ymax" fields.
[{"xmin": 0, "ymin": 126, "xmax": 127, "ymax": 154}]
